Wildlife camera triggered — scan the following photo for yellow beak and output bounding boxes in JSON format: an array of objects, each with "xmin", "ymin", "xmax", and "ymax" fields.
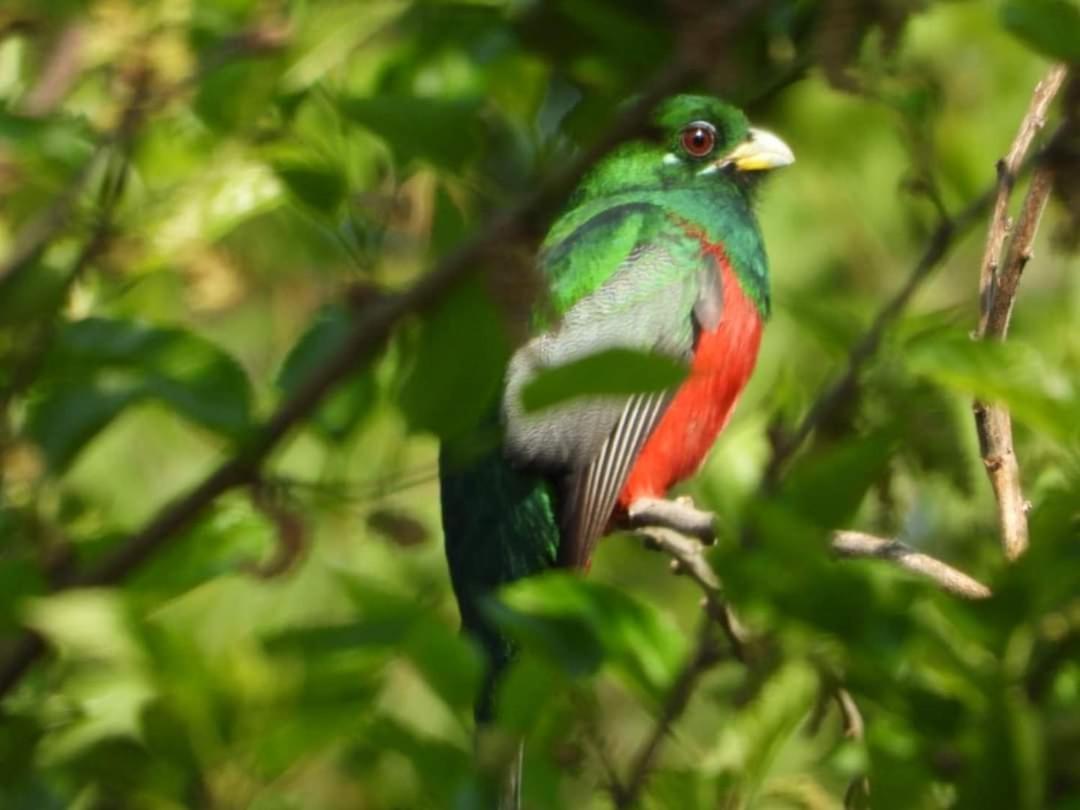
[{"xmin": 720, "ymin": 127, "xmax": 795, "ymax": 172}]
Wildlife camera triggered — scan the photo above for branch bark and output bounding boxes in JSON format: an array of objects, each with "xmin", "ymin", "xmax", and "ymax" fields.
[
  {"xmin": 973, "ymin": 64, "xmax": 1068, "ymax": 562},
  {"xmin": 830, "ymin": 531, "xmax": 991, "ymax": 600}
]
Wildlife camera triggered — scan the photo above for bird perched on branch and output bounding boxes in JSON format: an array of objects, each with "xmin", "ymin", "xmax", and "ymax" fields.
[{"xmin": 440, "ymin": 94, "xmax": 792, "ymax": 806}]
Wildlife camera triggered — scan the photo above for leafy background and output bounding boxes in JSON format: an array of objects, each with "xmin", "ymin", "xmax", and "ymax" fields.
[{"xmin": 1, "ymin": 1, "xmax": 1079, "ymax": 808}]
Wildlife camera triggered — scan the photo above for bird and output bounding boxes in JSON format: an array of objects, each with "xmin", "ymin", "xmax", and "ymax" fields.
[{"xmin": 439, "ymin": 93, "xmax": 793, "ymax": 806}]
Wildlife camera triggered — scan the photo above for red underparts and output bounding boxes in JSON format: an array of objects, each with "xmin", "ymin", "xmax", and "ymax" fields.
[{"xmin": 618, "ymin": 238, "xmax": 763, "ymax": 508}]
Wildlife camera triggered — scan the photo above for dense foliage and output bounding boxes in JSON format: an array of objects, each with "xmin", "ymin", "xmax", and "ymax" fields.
[{"xmin": 1, "ymin": 1, "xmax": 1078, "ymax": 808}]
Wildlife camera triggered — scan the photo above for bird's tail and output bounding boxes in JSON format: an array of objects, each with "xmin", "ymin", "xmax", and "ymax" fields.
[{"xmin": 440, "ymin": 439, "xmax": 560, "ymax": 806}]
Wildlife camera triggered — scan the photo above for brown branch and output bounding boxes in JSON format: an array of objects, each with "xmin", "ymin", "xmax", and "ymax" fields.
[
  {"xmin": 242, "ymin": 482, "xmax": 307, "ymax": 578},
  {"xmin": 628, "ymin": 496, "xmax": 715, "ymax": 542},
  {"xmin": 976, "ymin": 65, "xmax": 1068, "ymax": 339},
  {"xmin": 830, "ymin": 530, "xmax": 991, "ymax": 600},
  {"xmin": 611, "ymin": 615, "xmax": 723, "ymax": 809},
  {"xmin": 972, "ymin": 65, "xmax": 1068, "ymax": 562}
]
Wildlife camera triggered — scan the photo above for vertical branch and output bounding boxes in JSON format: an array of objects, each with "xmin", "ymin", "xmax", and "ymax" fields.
[{"xmin": 973, "ymin": 64, "xmax": 1068, "ymax": 562}]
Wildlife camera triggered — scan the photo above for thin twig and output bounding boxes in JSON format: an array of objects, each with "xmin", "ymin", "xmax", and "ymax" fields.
[
  {"xmin": 830, "ymin": 530, "xmax": 991, "ymax": 600},
  {"xmin": 611, "ymin": 615, "xmax": 722, "ymax": 809},
  {"xmin": 976, "ymin": 65, "xmax": 1068, "ymax": 339},
  {"xmin": 973, "ymin": 64, "xmax": 1068, "ymax": 562},
  {"xmin": 762, "ymin": 186, "xmax": 995, "ymax": 487}
]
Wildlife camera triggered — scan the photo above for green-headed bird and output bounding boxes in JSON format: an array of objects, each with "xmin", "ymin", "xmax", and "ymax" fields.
[{"xmin": 439, "ymin": 94, "xmax": 793, "ymax": 805}]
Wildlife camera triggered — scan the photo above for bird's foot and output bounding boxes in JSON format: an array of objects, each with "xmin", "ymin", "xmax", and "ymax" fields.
[{"xmin": 626, "ymin": 496, "xmax": 716, "ymax": 544}]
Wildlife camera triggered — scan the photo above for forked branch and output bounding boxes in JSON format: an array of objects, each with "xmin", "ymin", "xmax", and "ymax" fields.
[{"xmin": 973, "ymin": 64, "xmax": 1068, "ymax": 561}]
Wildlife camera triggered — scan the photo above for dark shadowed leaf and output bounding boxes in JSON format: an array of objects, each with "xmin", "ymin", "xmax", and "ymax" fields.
[
  {"xmin": 276, "ymin": 304, "xmax": 376, "ymax": 441},
  {"xmin": 24, "ymin": 318, "xmax": 253, "ymax": 471},
  {"xmin": 1001, "ymin": 1, "xmax": 1080, "ymax": 62},
  {"xmin": 271, "ymin": 159, "xmax": 347, "ymax": 214},
  {"xmin": 397, "ymin": 279, "xmax": 509, "ymax": 440},
  {"xmin": 24, "ymin": 383, "xmax": 143, "ymax": 472},
  {"xmin": 342, "ymin": 95, "xmax": 483, "ymax": 170}
]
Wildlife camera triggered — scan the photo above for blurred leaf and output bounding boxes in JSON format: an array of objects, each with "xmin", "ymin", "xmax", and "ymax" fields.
[
  {"xmin": 24, "ymin": 382, "xmax": 142, "ymax": 472},
  {"xmin": 276, "ymin": 304, "xmax": 376, "ymax": 441},
  {"xmin": 779, "ymin": 432, "xmax": 894, "ymax": 529},
  {"xmin": 492, "ymin": 572, "xmax": 688, "ymax": 700},
  {"xmin": 342, "ymin": 95, "xmax": 483, "ymax": 170},
  {"xmin": 195, "ymin": 59, "xmax": 285, "ymax": 133},
  {"xmin": 710, "ymin": 662, "xmax": 819, "ymax": 794},
  {"xmin": 1001, "ymin": 1, "xmax": 1080, "ymax": 62},
  {"xmin": 271, "ymin": 159, "xmax": 347, "ymax": 214},
  {"xmin": 25, "ymin": 318, "xmax": 253, "ymax": 471},
  {"xmin": 0, "ymin": 260, "xmax": 70, "ymax": 327},
  {"xmin": 0, "ymin": 560, "xmax": 46, "ymax": 634},
  {"xmin": 403, "ymin": 618, "xmax": 483, "ymax": 711},
  {"xmin": 905, "ymin": 329, "xmax": 1078, "ymax": 439},
  {"xmin": 366, "ymin": 507, "xmax": 429, "ymax": 547},
  {"xmin": 520, "ymin": 348, "xmax": 687, "ymax": 413},
  {"xmin": 397, "ymin": 279, "xmax": 509, "ymax": 439}
]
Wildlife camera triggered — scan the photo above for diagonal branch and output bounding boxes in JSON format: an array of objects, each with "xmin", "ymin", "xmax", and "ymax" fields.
[
  {"xmin": 830, "ymin": 530, "xmax": 991, "ymax": 600},
  {"xmin": 973, "ymin": 64, "xmax": 1068, "ymax": 562},
  {"xmin": 762, "ymin": 185, "xmax": 996, "ymax": 488}
]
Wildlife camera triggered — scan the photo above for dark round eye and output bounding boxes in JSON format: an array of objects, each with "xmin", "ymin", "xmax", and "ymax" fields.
[{"xmin": 680, "ymin": 122, "xmax": 716, "ymax": 158}]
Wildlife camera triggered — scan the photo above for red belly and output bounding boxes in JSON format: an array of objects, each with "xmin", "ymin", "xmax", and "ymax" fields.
[{"xmin": 618, "ymin": 245, "xmax": 763, "ymax": 506}]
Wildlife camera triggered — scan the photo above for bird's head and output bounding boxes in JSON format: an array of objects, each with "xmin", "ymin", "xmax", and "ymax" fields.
[
  {"xmin": 574, "ymin": 94, "xmax": 793, "ymax": 200},
  {"xmin": 653, "ymin": 94, "xmax": 793, "ymax": 177}
]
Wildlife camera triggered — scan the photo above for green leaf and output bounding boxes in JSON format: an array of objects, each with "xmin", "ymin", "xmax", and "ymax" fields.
[
  {"xmin": 276, "ymin": 305, "xmax": 376, "ymax": 441},
  {"xmin": 195, "ymin": 59, "xmax": 285, "ymax": 133},
  {"xmin": 25, "ymin": 318, "xmax": 253, "ymax": 471},
  {"xmin": 342, "ymin": 95, "xmax": 483, "ymax": 170},
  {"xmin": 520, "ymin": 347, "xmax": 688, "ymax": 413},
  {"xmin": 1001, "ymin": 1, "xmax": 1080, "ymax": 62},
  {"xmin": 24, "ymin": 382, "xmax": 143, "ymax": 472},
  {"xmin": 779, "ymin": 431, "xmax": 894, "ymax": 530},
  {"xmin": 492, "ymin": 572, "xmax": 688, "ymax": 700},
  {"xmin": 904, "ymin": 329, "xmax": 1078, "ymax": 440},
  {"xmin": 397, "ymin": 280, "xmax": 509, "ymax": 440},
  {"xmin": 271, "ymin": 160, "xmax": 347, "ymax": 214}
]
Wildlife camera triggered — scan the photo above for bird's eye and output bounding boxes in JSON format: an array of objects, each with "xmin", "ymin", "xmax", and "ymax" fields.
[{"xmin": 679, "ymin": 122, "xmax": 716, "ymax": 158}]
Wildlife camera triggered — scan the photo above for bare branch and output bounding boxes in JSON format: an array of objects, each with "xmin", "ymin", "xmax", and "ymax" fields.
[
  {"xmin": 628, "ymin": 497, "xmax": 715, "ymax": 543},
  {"xmin": 972, "ymin": 64, "xmax": 1068, "ymax": 562},
  {"xmin": 830, "ymin": 530, "xmax": 991, "ymax": 600},
  {"xmin": 835, "ymin": 687, "xmax": 864, "ymax": 740},
  {"xmin": 976, "ymin": 65, "xmax": 1068, "ymax": 339}
]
